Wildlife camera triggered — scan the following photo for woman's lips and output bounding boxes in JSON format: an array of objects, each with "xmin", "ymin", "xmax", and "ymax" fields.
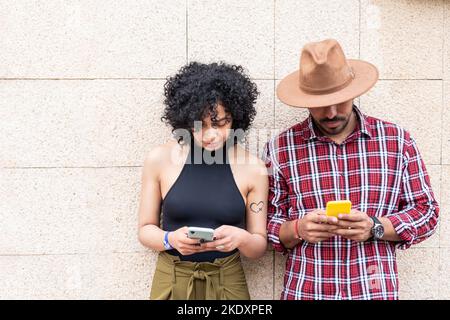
[{"xmin": 204, "ymin": 142, "xmax": 219, "ymax": 149}]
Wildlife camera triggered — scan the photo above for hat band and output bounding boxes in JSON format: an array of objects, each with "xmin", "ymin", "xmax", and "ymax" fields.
[{"xmin": 299, "ymin": 67, "xmax": 355, "ymax": 95}]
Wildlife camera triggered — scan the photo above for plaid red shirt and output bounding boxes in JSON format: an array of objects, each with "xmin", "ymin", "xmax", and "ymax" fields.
[{"xmin": 262, "ymin": 105, "xmax": 439, "ymax": 300}]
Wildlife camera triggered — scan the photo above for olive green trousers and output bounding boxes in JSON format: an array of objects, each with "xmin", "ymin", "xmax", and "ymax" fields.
[{"xmin": 150, "ymin": 251, "xmax": 250, "ymax": 300}]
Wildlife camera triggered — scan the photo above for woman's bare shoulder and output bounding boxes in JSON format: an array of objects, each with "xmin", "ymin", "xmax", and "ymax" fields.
[
  {"xmin": 231, "ymin": 144, "xmax": 267, "ymax": 175},
  {"xmin": 143, "ymin": 139, "xmax": 185, "ymax": 169}
]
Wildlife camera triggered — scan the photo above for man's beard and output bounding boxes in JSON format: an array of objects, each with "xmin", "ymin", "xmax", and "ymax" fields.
[{"xmin": 314, "ymin": 113, "xmax": 352, "ymax": 136}]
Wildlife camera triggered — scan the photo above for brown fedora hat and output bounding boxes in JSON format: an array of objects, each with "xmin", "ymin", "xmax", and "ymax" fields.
[{"xmin": 277, "ymin": 39, "xmax": 379, "ymax": 108}]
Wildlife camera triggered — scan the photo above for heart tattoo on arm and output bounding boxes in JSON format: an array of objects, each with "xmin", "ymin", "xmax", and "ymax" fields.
[{"xmin": 250, "ymin": 201, "xmax": 264, "ymax": 214}]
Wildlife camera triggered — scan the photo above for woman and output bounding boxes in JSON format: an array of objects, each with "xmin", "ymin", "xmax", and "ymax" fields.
[{"xmin": 138, "ymin": 62, "xmax": 268, "ymax": 300}]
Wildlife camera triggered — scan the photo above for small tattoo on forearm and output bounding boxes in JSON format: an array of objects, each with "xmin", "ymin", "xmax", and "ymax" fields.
[{"xmin": 250, "ymin": 201, "xmax": 264, "ymax": 214}]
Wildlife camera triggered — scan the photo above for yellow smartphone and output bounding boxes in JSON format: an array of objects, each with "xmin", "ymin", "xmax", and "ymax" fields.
[{"xmin": 326, "ymin": 200, "xmax": 352, "ymax": 218}]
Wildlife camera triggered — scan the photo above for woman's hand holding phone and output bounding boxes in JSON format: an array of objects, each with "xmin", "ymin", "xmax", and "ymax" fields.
[
  {"xmin": 204, "ymin": 225, "xmax": 249, "ymax": 252},
  {"xmin": 168, "ymin": 226, "xmax": 208, "ymax": 256}
]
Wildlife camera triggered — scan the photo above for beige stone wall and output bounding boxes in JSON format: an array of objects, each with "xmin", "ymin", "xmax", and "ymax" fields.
[{"xmin": 0, "ymin": 0, "xmax": 448, "ymax": 299}]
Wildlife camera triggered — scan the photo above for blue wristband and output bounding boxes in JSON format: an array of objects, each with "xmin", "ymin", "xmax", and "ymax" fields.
[{"xmin": 163, "ymin": 231, "xmax": 173, "ymax": 250}]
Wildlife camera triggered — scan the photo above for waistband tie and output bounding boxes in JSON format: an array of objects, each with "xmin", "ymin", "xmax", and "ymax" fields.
[
  {"xmin": 158, "ymin": 251, "xmax": 240, "ymax": 300},
  {"xmin": 185, "ymin": 267, "xmax": 220, "ymax": 300}
]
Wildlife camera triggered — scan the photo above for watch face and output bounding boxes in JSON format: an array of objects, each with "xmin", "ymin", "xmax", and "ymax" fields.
[{"xmin": 373, "ymin": 225, "xmax": 384, "ymax": 239}]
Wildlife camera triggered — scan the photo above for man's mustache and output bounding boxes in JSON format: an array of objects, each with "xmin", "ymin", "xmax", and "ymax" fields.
[{"xmin": 320, "ymin": 117, "xmax": 346, "ymax": 123}]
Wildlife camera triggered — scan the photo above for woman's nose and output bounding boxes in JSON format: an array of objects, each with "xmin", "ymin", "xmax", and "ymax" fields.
[{"xmin": 202, "ymin": 127, "xmax": 218, "ymax": 142}]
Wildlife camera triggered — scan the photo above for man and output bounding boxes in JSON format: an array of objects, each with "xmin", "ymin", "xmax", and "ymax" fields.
[{"xmin": 263, "ymin": 39, "xmax": 439, "ymax": 300}]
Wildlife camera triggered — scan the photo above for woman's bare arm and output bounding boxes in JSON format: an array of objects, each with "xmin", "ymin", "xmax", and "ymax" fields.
[
  {"xmin": 137, "ymin": 144, "xmax": 206, "ymax": 255},
  {"xmin": 237, "ymin": 157, "xmax": 268, "ymax": 259},
  {"xmin": 137, "ymin": 146, "xmax": 167, "ymax": 251}
]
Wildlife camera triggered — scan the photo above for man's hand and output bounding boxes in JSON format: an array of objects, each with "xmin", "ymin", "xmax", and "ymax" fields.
[
  {"xmin": 298, "ymin": 210, "xmax": 340, "ymax": 243},
  {"xmin": 333, "ymin": 209, "xmax": 374, "ymax": 242}
]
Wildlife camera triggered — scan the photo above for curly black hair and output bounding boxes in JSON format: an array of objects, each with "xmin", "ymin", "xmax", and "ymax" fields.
[{"xmin": 161, "ymin": 61, "xmax": 259, "ymax": 144}]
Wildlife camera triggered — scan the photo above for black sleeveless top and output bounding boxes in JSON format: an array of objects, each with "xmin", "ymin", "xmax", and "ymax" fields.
[{"xmin": 161, "ymin": 134, "xmax": 246, "ymax": 262}]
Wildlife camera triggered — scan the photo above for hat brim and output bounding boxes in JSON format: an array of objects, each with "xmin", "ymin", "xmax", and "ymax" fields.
[{"xmin": 276, "ymin": 59, "xmax": 379, "ymax": 108}]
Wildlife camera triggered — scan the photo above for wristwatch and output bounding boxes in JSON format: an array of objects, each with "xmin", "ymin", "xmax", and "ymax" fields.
[
  {"xmin": 370, "ymin": 216, "xmax": 384, "ymax": 239},
  {"xmin": 163, "ymin": 231, "xmax": 173, "ymax": 250}
]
